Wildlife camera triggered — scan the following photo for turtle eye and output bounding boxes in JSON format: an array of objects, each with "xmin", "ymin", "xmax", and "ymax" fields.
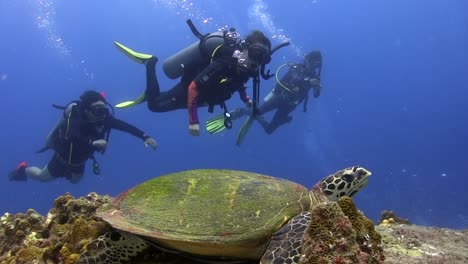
[
  {"xmin": 356, "ymin": 168, "xmax": 367, "ymax": 177},
  {"xmin": 342, "ymin": 174, "xmax": 355, "ymax": 183}
]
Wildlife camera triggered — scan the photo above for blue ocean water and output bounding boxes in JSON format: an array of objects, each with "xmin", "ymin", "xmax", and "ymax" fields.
[{"xmin": 0, "ymin": 0, "xmax": 467, "ymax": 229}]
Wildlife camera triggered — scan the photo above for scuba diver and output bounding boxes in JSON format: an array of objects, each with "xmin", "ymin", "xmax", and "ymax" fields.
[
  {"xmin": 114, "ymin": 20, "xmax": 288, "ymax": 136},
  {"xmin": 205, "ymin": 51, "xmax": 322, "ymax": 144},
  {"xmin": 8, "ymin": 90, "xmax": 157, "ymax": 184}
]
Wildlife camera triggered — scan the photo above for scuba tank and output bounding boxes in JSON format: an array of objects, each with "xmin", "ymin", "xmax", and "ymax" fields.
[{"xmin": 163, "ymin": 22, "xmax": 228, "ymax": 79}]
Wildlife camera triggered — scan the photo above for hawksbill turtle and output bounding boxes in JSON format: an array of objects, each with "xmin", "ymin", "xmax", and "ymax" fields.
[{"xmin": 78, "ymin": 166, "xmax": 371, "ymax": 263}]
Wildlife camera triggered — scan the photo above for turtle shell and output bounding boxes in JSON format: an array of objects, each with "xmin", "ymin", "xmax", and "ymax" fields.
[{"xmin": 97, "ymin": 169, "xmax": 311, "ymax": 260}]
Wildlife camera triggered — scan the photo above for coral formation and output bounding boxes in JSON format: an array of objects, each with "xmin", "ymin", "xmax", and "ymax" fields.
[
  {"xmin": 1, "ymin": 192, "xmax": 467, "ymax": 264},
  {"xmin": 299, "ymin": 196, "xmax": 385, "ymax": 264},
  {"xmin": 379, "ymin": 210, "xmax": 411, "ymax": 226},
  {"xmin": 0, "ymin": 192, "xmax": 111, "ymax": 264},
  {"xmin": 377, "ymin": 223, "xmax": 468, "ymax": 263}
]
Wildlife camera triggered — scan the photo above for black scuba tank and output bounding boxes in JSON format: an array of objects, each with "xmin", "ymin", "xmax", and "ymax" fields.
[{"xmin": 162, "ymin": 31, "xmax": 225, "ymax": 79}]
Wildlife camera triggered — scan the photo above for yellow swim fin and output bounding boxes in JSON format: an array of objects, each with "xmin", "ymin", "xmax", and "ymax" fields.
[
  {"xmin": 115, "ymin": 91, "xmax": 146, "ymax": 109},
  {"xmin": 205, "ymin": 114, "xmax": 226, "ymax": 134},
  {"xmin": 114, "ymin": 41, "xmax": 153, "ymax": 64}
]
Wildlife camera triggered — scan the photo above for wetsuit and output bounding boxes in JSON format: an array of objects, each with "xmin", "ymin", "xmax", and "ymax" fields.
[
  {"xmin": 144, "ymin": 45, "xmax": 251, "ymax": 125},
  {"xmin": 47, "ymin": 103, "xmax": 149, "ymax": 178},
  {"xmin": 256, "ymin": 62, "xmax": 321, "ymax": 134}
]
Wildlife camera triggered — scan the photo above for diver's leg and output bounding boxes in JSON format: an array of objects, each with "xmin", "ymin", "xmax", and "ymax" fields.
[
  {"xmin": 26, "ymin": 165, "xmax": 55, "ymax": 182},
  {"xmin": 147, "ymin": 82, "xmax": 188, "ymax": 112},
  {"xmin": 262, "ymin": 105, "xmax": 295, "ymax": 135},
  {"xmin": 65, "ymin": 162, "xmax": 85, "ymax": 184},
  {"xmin": 257, "ymin": 95, "xmax": 279, "ymax": 115},
  {"xmin": 255, "ymin": 115, "xmax": 270, "ymax": 133},
  {"xmin": 145, "ymin": 57, "xmax": 161, "ymax": 110},
  {"xmin": 35, "ymin": 153, "xmax": 67, "ymax": 182},
  {"xmin": 229, "ymin": 107, "xmax": 249, "ymax": 121},
  {"xmin": 254, "ymin": 96, "xmax": 282, "ymax": 134}
]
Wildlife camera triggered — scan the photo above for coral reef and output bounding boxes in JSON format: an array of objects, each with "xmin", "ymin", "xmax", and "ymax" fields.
[
  {"xmin": 299, "ymin": 196, "xmax": 385, "ymax": 264},
  {"xmin": 377, "ymin": 223, "xmax": 468, "ymax": 263},
  {"xmin": 379, "ymin": 210, "xmax": 411, "ymax": 226},
  {"xmin": 0, "ymin": 192, "xmax": 111, "ymax": 264},
  {"xmin": 1, "ymin": 192, "xmax": 468, "ymax": 264}
]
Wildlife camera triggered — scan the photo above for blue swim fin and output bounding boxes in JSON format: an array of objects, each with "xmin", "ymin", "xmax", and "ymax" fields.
[{"xmin": 235, "ymin": 116, "xmax": 254, "ymax": 146}]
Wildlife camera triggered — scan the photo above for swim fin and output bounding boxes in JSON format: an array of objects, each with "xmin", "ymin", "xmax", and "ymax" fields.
[
  {"xmin": 114, "ymin": 41, "xmax": 153, "ymax": 64},
  {"xmin": 205, "ymin": 108, "xmax": 249, "ymax": 134},
  {"xmin": 9, "ymin": 161, "xmax": 27, "ymax": 181},
  {"xmin": 235, "ymin": 116, "xmax": 254, "ymax": 146},
  {"xmin": 205, "ymin": 114, "xmax": 226, "ymax": 134},
  {"xmin": 115, "ymin": 92, "xmax": 146, "ymax": 109}
]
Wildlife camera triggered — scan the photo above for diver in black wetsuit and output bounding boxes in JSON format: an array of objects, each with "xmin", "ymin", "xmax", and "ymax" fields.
[
  {"xmin": 144, "ymin": 30, "xmax": 268, "ymax": 136},
  {"xmin": 9, "ymin": 90, "xmax": 157, "ymax": 184},
  {"xmin": 114, "ymin": 29, "xmax": 273, "ymax": 136},
  {"xmin": 254, "ymin": 51, "xmax": 322, "ymax": 134},
  {"xmin": 212, "ymin": 51, "xmax": 322, "ymax": 135}
]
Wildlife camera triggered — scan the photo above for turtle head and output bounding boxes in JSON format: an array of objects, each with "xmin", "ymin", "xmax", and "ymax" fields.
[{"xmin": 317, "ymin": 166, "xmax": 371, "ymax": 201}]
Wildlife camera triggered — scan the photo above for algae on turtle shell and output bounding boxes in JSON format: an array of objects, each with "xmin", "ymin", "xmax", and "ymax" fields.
[{"xmin": 77, "ymin": 167, "xmax": 376, "ymax": 263}]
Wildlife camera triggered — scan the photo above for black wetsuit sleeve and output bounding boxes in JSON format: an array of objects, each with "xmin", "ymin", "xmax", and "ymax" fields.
[{"xmin": 109, "ymin": 117, "xmax": 148, "ymax": 140}]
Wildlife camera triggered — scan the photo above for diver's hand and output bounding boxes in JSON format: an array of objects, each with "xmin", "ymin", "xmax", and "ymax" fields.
[
  {"xmin": 309, "ymin": 78, "xmax": 321, "ymax": 98},
  {"xmin": 189, "ymin": 124, "xmax": 200, "ymax": 136},
  {"xmin": 144, "ymin": 137, "xmax": 157, "ymax": 150},
  {"xmin": 91, "ymin": 139, "xmax": 108, "ymax": 152},
  {"xmin": 245, "ymin": 99, "xmax": 253, "ymax": 108},
  {"xmin": 309, "ymin": 78, "xmax": 321, "ymax": 87}
]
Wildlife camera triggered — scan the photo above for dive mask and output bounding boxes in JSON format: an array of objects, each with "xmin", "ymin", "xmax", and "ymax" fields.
[
  {"xmin": 248, "ymin": 43, "xmax": 271, "ymax": 65},
  {"xmin": 89, "ymin": 105, "xmax": 109, "ymax": 121}
]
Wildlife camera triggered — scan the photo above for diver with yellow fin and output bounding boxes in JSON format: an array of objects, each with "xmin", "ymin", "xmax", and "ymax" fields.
[
  {"xmin": 206, "ymin": 51, "xmax": 323, "ymax": 146},
  {"xmin": 115, "ymin": 19, "xmax": 289, "ymax": 136}
]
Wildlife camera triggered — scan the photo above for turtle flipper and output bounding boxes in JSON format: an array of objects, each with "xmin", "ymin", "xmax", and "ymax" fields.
[
  {"xmin": 260, "ymin": 211, "xmax": 311, "ymax": 264},
  {"xmin": 77, "ymin": 231, "xmax": 150, "ymax": 264}
]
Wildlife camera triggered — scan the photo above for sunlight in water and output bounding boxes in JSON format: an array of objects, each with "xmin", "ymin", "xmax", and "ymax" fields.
[
  {"xmin": 31, "ymin": 0, "xmax": 95, "ymax": 79},
  {"xmin": 247, "ymin": 0, "xmax": 303, "ymax": 57},
  {"xmin": 152, "ymin": 0, "xmax": 213, "ymax": 25},
  {"xmin": 33, "ymin": 0, "xmax": 71, "ymax": 56}
]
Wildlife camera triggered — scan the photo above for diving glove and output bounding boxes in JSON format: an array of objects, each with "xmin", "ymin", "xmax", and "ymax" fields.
[{"xmin": 189, "ymin": 124, "xmax": 200, "ymax": 136}]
